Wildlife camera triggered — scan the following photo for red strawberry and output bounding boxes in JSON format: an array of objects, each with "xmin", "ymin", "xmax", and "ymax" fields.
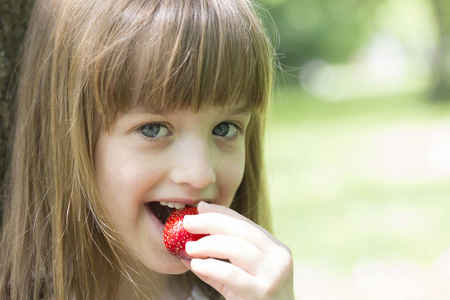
[{"xmin": 163, "ymin": 206, "xmax": 207, "ymax": 259}]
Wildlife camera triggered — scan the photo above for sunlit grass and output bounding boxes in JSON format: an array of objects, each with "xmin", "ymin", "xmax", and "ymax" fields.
[{"xmin": 266, "ymin": 85, "xmax": 450, "ymax": 273}]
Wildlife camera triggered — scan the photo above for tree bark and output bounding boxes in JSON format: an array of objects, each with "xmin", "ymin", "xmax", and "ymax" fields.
[
  {"xmin": 0, "ymin": 0, "xmax": 34, "ymax": 211},
  {"xmin": 429, "ymin": 0, "xmax": 450, "ymax": 101}
]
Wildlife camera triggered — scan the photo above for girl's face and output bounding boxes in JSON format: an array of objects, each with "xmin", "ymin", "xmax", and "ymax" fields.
[{"xmin": 94, "ymin": 106, "xmax": 251, "ymax": 274}]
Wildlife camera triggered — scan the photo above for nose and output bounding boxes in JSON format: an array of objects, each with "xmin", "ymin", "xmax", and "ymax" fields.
[{"xmin": 169, "ymin": 137, "xmax": 216, "ymax": 190}]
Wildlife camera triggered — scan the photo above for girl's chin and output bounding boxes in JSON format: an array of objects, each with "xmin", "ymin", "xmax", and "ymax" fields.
[{"xmin": 139, "ymin": 253, "xmax": 190, "ymax": 275}]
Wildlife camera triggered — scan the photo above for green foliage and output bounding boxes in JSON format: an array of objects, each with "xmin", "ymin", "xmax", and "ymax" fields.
[{"xmin": 258, "ymin": 0, "xmax": 385, "ymax": 79}]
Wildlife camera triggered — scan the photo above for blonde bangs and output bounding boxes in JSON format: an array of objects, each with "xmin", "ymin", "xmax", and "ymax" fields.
[{"xmin": 83, "ymin": 0, "xmax": 273, "ymax": 125}]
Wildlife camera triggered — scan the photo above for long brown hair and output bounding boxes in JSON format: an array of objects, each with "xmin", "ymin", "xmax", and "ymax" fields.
[{"xmin": 0, "ymin": 0, "xmax": 275, "ymax": 298}]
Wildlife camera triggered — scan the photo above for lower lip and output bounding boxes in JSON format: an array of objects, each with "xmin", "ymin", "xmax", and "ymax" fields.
[
  {"xmin": 145, "ymin": 204, "xmax": 165, "ymax": 233},
  {"xmin": 144, "ymin": 204, "xmax": 187, "ymax": 264}
]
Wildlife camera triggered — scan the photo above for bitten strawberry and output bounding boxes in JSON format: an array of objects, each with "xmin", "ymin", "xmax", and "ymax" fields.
[{"xmin": 163, "ymin": 206, "xmax": 207, "ymax": 259}]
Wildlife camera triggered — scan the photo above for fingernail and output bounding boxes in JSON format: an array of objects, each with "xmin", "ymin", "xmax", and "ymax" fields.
[{"xmin": 198, "ymin": 201, "xmax": 209, "ymax": 209}]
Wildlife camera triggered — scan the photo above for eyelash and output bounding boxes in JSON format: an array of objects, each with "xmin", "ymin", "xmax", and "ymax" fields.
[
  {"xmin": 214, "ymin": 122, "xmax": 244, "ymax": 141},
  {"xmin": 137, "ymin": 121, "xmax": 244, "ymax": 142},
  {"xmin": 138, "ymin": 123, "xmax": 171, "ymax": 141}
]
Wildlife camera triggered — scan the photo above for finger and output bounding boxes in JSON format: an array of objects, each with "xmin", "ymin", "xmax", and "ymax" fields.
[
  {"xmin": 197, "ymin": 201, "xmax": 250, "ymax": 221},
  {"xmin": 185, "ymin": 235, "xmax": 264, "ymax": 275},
  {"xmin": 184, "ymin": 211, "xmax": 273, "ymax": 252},
  {"xmin": 189, "ymin": 258, "xmax": 258, "ymax": 299},
  {"xmin": 196, "ymin": 201, "xmax": 287, "ymax": 248}
]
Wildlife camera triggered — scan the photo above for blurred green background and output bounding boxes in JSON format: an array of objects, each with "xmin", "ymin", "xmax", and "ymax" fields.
[{"xmin": 259, "ymin": 0, "xmax": 450, "ymax": 298}]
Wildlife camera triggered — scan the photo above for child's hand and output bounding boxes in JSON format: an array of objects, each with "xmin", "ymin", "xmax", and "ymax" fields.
[{"xmin": 182, "ymin": 201, "xmax": 295, "ymax": 300}]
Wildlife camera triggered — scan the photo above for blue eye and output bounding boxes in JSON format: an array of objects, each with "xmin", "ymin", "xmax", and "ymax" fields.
[
  {"xmin": 139, "ymin": 123, "xmax": 170, "ymax": 138},
  {"xmin": 213, "ymin": 123, "xmax": 239, "ymax": 139}
]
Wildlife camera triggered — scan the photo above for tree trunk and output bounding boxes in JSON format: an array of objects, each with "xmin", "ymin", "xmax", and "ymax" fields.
[
  {"xmin": 0, "ymin": 0, "xmax": 34, "ymax": 215},
  {"xmin": 429, "ymin": 0, "xmax": 450, "ymax": 101}
]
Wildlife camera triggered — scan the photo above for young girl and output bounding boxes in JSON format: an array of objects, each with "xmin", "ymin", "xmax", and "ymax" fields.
[{"xmin": 0, "ymin": 0, "xmax": 294, "ymax": 299}]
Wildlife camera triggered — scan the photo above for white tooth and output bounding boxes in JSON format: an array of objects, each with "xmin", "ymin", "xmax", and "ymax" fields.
[
  {"xmin": 159, "ymin": 201, "xmax": 186, "ymax": 209},
  {"xmin": 174, "ymin": 203, "xmax": 186, "ymax": 210}
]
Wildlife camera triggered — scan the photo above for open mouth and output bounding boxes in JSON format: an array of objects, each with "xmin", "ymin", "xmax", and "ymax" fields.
[{"xmin": 146, "ymin": 202, "xmax": 174, "ymax": 224}]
